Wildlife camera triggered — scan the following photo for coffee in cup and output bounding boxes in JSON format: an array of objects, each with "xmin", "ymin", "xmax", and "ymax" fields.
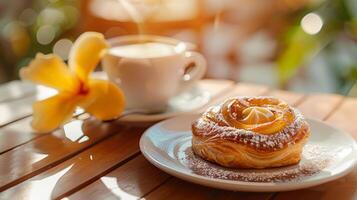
[{"xmin": 109, "ymin": 42, "xmax": 177, "ymax": 59}]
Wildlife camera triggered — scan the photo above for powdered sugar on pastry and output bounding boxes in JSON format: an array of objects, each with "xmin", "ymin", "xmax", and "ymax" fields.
[{"xmin": 193, "ymin": 106, "xmax": 307, "ymax": 151}]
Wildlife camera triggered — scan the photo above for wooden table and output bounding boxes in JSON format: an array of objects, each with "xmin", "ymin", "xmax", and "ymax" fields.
[{"xmin": 0, "ymin": 79, "xmax": 356, "ymax": 200}]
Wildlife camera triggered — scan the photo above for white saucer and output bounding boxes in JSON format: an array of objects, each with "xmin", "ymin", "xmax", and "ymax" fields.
[
  {"xmin": 92, "ymin": 71, "xmax": 234, "ymax": 123},
  {"xmin": 139, "ymin": 114, "xmax": 357, "ymax": 192},
  {"xmin": 118, "ymin": 85, "xmax": 211, "ymax": 122}
]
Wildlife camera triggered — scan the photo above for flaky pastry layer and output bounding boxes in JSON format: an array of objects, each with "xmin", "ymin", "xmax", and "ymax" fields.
[{"xmin": 191, "ymin": 96, "xmax": 311, "ymax": 169}]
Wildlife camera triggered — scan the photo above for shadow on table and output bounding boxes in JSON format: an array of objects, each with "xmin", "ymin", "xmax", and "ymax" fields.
[{"xmin": 1, "ymin": 116, "xmax": 149, "ymax": 199}]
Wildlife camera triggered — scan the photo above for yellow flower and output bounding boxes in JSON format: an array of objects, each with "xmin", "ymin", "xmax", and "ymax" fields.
[{"xmin": 20, "ymin": 32, "xmax": 126, "ymax": 133}]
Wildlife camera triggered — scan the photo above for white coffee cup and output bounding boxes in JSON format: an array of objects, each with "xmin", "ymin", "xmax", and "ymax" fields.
[{"xmin": 102, "ymin": 35, "xmax": 206, "ymax": 112}]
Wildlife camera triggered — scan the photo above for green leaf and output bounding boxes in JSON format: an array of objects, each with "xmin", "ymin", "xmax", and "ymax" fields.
[{"xmin": 277, "ymin": 28, "xmax": 321, "ymax": 85}]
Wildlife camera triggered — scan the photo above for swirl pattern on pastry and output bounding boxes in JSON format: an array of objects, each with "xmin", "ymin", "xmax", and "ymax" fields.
[{"xmin": 191, "ymin": 96, "xmax": 310, "ymax": 169}]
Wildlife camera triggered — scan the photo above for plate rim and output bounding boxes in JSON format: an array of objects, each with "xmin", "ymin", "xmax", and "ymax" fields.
[{"xmin": 139, "ymin": 114, "xmax": 357, "ymax": 192}]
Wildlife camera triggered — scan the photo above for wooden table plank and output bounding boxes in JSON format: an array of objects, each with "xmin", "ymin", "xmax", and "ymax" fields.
[
  {"xmin": 0, "ymin": 126, "xmax": 145, "ymax": 200},
  {"xmin": 0, "ymin": 117, "xmax": 35, "ymax": 154},
  {"xmin": 325, "ymin": 98, "xmax": 357, "ymax": 139},
  {"xmin": 196, "ymin": 79, "xmax": 235, "ymax": 96},
  {"xmin": 274, "ymin": 167, "xmax": 357, "ymax": 200},
  {"xmin": 0, "ymin": 81, "xmax": 36, "ymax": 103},
  {"xmin": 0, "ymin": 82, "xmax": 85, "ymax": 154},
  {"xmin": 274, "ymin": 96, "xmax": 357, "ymax": 200},
  {"xmin": 0, "ymin": 96, "xmax": 35, "ymax": 127},
  {"xmin": 224, "ymin": 82, "xmax": 270, "ymax": 96},
  {"xmin": 0, "ymin": 114, "xmax": 83, "ymax": 155},
  {"xmin": 0, "ymin": 85, "xmax": 58, "ymax": 127},
  {"xmin": 196, "ymin": 83, "xmax": 270, "ymax": 113},
  {"xmin": 268, "ymin": 90, "xmax": 305, "ymax": 106},
  {"xmin": 296, "ymin": 93, "xmax": 343, "ymax": 120},
  {"xmin": 0, "ymin": 79, "xmax": 233, "ymax": 196},
  {"xmin": 0, "ymin": 118, "xmax": 126, "ymax": 191},
  {"xmin": 0, "ymin": 111, "xmax": 88, "ymax": 155},
  {"xmin": 1, "ymin": 81, "xmax": 355, "ymax": 200},
  {"xmin": 67, "ymin": 155, "xmax": 170, "ymax": 200},
  {"xmin": 142, "ymin": 178, "xmax": 272, "ymax": 200}
]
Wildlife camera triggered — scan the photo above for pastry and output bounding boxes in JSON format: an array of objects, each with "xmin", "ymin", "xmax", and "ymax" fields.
[{"xmin": 191, "ymin": 96, "xmax": 310, "ymax": 169}]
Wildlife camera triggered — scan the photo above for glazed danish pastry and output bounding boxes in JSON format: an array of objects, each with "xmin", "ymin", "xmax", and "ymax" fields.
[{"xmin": 191, "ymin": 96, "xmax": 310, "ymax": 169}]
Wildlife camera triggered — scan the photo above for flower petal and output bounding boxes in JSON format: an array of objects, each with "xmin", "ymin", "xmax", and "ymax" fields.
[
  {"xmin": 32, "ymin": 93, "xmax": 79, "ymax": 133},
  {"xmin": 68, "ymin": 32, "xmax": 109, "ymax": 82},
  {"xmin": 20, "ymin": 53, "xmax": 78, "ymax": 92},
  {"xmin": 80, "ymin": 79, "xmax": 125, "ymax": 120}
]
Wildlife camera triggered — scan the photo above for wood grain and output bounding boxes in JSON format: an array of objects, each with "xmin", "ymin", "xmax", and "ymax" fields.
[
  {"xmin": 0, "ymin": 118, "xmax": 126, "ymax": 191},
  {"xmin": 142, "ymin": 178, "xmax": 272, "ymax": 200},
  {"xmin": 296, "ymin": 93, "xmax": 343, "ymax": 120},
  {"xmin": 274, "ymin": 95, "xmax": 357, "ymax": 200},
  {"xmin": 325, "ymin": 98, "xmax": 357, "ymax": 139},
  {"xmin": 0, "ymin": 96, "xmax": 35, "ymax": 127},
  {"xmin": 196, "ymin": 79, "xmax": 235, "ymax": 96},
  {"xmin": 0, "ymin": 81, "xmax": 36, "ymax": 103},
  {"xmin": 0, "ymin": 126, "xmax": 145, "ymax": 200},
  {"xmin": 0, "ymin": 112, "xmax": 87, "ymax": 155},
  {"xmin": 0, "ymin": 83, "xmax": 79, "ymax": 127},
  {"xmin": 0, "ymin": 79, "xmax": 233, "ymax": 194},
  {"xmin": 268, "ymin": 90, "xmax": 305, "ymax": 106},
  {"xmin": 0, "ymin": 117, "xmax": 35, "ymax": 154},
  {"xmin": 274, "ymin": 167, "xmax": 357, "ymax": 200},
  {"xmin": 67, "ymin": 155, "xmax": 170, "ymax": 200},
  {"xmin": 197, "ymin": 83, "xmax": 270, "ymax": 113},
  {"xmin": 0, "ymin": 81, "xmax": 355, "ymax": 200}
]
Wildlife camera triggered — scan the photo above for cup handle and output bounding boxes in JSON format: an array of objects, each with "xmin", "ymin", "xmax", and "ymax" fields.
[{"xmin": 178, "ymin": 51, "xmax": 207, "ymax": 93}]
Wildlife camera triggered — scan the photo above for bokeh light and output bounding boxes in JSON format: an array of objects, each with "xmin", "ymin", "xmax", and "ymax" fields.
[
  {"xmin": 36, "ymin": 25, "xmax": 56, "ymax": 45},
  {"xmin": 53, "ymin": 39, "xmax": 73, "ymax": 60},
  {"xmin": 19, "ymin": 8, "xmax": 37, "ymax": 26},
  {"xmin": 37, "ymin": 7, "xmax": 65, "ymax": 26},
  {"xmin": 0, "ymin": 0, "xmax": 355, "ymax": 95},
  {"xmin": 301, "ymin": 13, "xmax": 323, "ymax": 35},
  {"xmin": 3, "ymin": 21, "xmax": 30, "ymax": 56}
]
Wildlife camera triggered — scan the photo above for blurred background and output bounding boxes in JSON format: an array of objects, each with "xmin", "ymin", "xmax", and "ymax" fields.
[{"xmin": 0, "ymin": 0, "xmax": 356, "ymax": 95}]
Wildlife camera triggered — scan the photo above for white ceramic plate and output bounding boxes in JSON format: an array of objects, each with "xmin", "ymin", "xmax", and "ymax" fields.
[{"xmin": 140, "ymin": 114, "xmax": 357, "ymax": 192}]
